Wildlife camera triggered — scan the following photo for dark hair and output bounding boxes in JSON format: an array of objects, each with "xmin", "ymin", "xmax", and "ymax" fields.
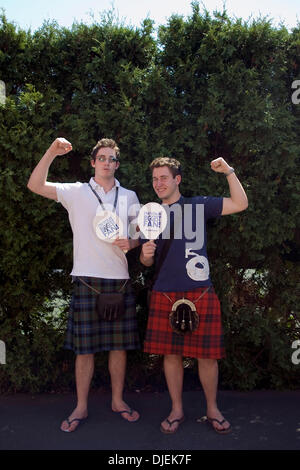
[{"xmin": 91, "ymin": 138, "xmax": 120, "ymax": 161}]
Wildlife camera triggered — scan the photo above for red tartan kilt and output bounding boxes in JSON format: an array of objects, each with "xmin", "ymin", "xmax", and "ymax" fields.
[{"xmin": 144, "ymin": 287, "xmax": 225, "ymax": 359}]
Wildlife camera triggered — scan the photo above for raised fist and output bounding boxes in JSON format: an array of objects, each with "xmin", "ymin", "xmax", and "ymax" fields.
[
  {"xmin": 48, "ymin": 137, "xmax": 72, "ymax": 157},
  {"xmin": 210, "ymin": 157, "xmax": 231, "ymax": 174}
]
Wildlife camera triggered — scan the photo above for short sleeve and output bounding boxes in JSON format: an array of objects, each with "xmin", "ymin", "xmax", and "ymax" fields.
[
  {"xmin": 127, "ymin": 191, "xmax": 141, "ymax": 223},
  {"xmin": 55, "ymin": 182, "xmax": 83, "ymax": 211},
  {"xmin": 202, "ymin": 196, "xmax": 223, "ymax": 219}
]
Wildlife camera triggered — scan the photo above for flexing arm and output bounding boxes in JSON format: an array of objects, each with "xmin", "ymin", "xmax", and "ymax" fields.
[
  {"xmin": 27, "ymin": 138, "xmax": 72, "ymax": 200},
  {"xmin": 210, "ymin": 157, "xmax": 248, "ymax": 215}
]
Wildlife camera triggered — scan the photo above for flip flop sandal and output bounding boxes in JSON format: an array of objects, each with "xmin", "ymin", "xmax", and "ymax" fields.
[
  {"xmin": 160, "ymin": 416, "xmax": 185, "ymax": 434},
  {"xmin": 61, "ymin": 416, "xmax": 87, "ymax": 433},
  {"xmin": 205, "ymin": 416, "xmax": 232, "ymax": 434},
  {"xmin": 113, "ymin": 408, "xmax": 140, "ymax": 422}
]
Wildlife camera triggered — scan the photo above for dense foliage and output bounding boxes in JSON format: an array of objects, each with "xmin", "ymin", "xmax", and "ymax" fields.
[{"xmin": 0, "ymin": 3, "xmax": 299, "ymax": 392}]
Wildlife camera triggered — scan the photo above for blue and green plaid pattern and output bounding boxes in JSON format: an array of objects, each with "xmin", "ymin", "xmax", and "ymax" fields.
[{"xmin": 64, "ymin": 277, "xmax": 140, "ymax": 354}]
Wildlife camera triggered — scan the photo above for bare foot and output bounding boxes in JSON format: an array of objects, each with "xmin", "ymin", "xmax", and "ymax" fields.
[
  {"xmin": 112, "ymin": 401, "xmax": 140, "ymax": 422},
  {"xmin": 206, "ymin": 408, "xmax": 231, "ymax": 433},
  {"xmin": 160, "ymin": 411, "xmax": 185, "ymax": 433},
  {"xmin": 60, "ymin": 408, "xmax": 88, "ymax": 432}
]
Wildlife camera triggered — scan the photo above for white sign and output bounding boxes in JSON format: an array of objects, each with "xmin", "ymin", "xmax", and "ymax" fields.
[
  {"xmin": 93, "ymin": 210, "xmax": 124, "ymax": 242},
  {"xmin": 137, "ymin": 202, "xmax": 167, "ymax": 239}
]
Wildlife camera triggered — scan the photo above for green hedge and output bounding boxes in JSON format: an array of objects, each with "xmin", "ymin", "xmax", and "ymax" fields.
[{"xmin": 0, "ymin": 4, "xmax": 299, "ymax": 392}]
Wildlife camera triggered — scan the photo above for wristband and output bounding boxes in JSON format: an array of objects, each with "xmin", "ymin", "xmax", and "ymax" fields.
[{"xmin": 224, "ymin": 167, "xmax": 235, "ymax": 176}]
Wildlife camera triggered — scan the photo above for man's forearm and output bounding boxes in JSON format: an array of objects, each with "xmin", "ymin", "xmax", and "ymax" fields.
[
  {"xmin": 210, "ymin": 157, "xmax": 248, "ymax": 215},
  {"xmin": 27, "ymin": 149, "xmax": 56, "ymax": 193},
  {"xmin": 27, "ymin": 147, "xmax": 59, "ymax": 201},
  {"xmin": 27, "ymin": 138, "xmax": 72, "ymax": 200},
  {"xmin": 222, "ymin": 171, "xmax": 248, "ymax": 215},
  {"xmin": 226, "ymin": 172, "xmax": 248, "ymax": 209}
]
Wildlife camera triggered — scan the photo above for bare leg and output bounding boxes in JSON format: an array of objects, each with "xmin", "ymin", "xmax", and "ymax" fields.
[
  {"xmin": 109, "ymin": 350, "xmax": 139, "ymax": 422},
  {"xmin": 197, "ymin": 358, "xmax": 230, "ymax": 431},
  {"xmin": 160, "ymin": 354, "xmax": 184, "ymax": 432},
  {"xmin": 60, "ymin": 353, "xmax": 94, "ymax": 432}
]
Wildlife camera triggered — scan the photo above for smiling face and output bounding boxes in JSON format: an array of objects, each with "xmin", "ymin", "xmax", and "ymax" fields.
[
  {"xmin": 152, "ymin": 165, "xmax": 181, "ymax": 204},
  {"xmin": 91, "ymin": 147, "xmax": 120, "ymax": 182}
]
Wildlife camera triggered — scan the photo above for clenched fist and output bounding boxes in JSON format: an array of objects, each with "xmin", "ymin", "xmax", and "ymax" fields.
[
  {"xmin": 210, "ymin": 157, "xmax": 231, "ymax": 174},
  {"xmin": 48, "ymin": 137, "xmax": 73, "ymax": 157},
  {"xmin": 112, "ymin": 237, "xmax": 131, "ymax": 252},
  {"xmin": 140, "ymin": 240, "xmax": 157, "ymax": 266}
]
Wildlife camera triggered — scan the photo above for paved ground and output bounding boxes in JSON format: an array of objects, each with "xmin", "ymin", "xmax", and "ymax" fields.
[{"xmin": 1, "ymin": 389, "xmax": 299, "ymax": 454}]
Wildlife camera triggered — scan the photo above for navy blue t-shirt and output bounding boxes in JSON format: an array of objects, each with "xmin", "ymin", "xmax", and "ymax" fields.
[{"xmin": 153, "ymin": 195, "xmax": 223, "ymax": 292}]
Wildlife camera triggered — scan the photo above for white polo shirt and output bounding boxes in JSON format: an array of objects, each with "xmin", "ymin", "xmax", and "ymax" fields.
[{"xmin": 55, "ymin": 178, "xmax": 140, "ymax": 279}]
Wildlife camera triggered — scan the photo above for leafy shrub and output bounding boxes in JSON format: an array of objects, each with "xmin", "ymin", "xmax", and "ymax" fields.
[{"xmin": 0, "ymin": 4, "xmax": 299, "ymax": 392}]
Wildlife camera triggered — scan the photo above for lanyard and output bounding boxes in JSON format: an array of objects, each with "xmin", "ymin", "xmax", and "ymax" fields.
[{"xmin": 88, "ymin": 183, "xmax": 119, "ymax": 212}]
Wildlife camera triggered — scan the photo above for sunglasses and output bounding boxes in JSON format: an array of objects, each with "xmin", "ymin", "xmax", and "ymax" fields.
[{"xmin": 95, "ymin": 156, "xmax": 119, "ymax": 163}]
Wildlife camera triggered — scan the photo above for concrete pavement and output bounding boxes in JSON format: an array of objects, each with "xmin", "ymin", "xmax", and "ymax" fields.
[{"xmin": 1, "ymin": 389, "xmax": 299, "ymax": 451}]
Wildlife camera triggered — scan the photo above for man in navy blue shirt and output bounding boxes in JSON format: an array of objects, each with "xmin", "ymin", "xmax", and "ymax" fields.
[{"xmin": 140, "ymin": 156, "xmax": 248, "ymax": 434}]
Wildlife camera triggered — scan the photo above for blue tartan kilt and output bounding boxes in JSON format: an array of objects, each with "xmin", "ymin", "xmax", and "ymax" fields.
[{"xmin": 64, "ymin": 276, "xmax": 140, "ymax": 354}]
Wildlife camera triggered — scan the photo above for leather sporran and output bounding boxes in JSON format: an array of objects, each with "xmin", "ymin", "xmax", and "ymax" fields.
[
  {"xmin": 169, "ymin": 298, "xmax": 199, "ymax": 335},
  {"xmin": 165, "ymin": 287, "xmax": 210, "ymax": 335},
  {"xmin": 95, "ymin": 292, "xmax": 125, "ymax": 320},
  {"xmin": 78, "ymin": 277, "xmax": 127, "ymax": 321}
]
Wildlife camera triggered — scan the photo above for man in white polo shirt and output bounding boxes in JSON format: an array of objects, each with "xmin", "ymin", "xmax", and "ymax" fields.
[{"xmin": 27, "ymin": 137, "xmax": 141, "ymax": 432}]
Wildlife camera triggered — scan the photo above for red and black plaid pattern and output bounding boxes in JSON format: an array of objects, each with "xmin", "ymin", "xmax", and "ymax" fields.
[
  {"xmin": 144, "ymin": 287, "xmax": 225, "ymax": 359},
  {"xmin": 64, "ymin": 277, "xmax": 140, "ymax": 354}
]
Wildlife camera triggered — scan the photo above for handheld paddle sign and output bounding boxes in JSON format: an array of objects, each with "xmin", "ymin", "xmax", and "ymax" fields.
[
  {"xmin": 137, "ymin": 202, "xmax": 167, "ymax": 240},
  {"xmin": 93, "ymin": 209, "xmax": 124, "ymax": 243}
]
